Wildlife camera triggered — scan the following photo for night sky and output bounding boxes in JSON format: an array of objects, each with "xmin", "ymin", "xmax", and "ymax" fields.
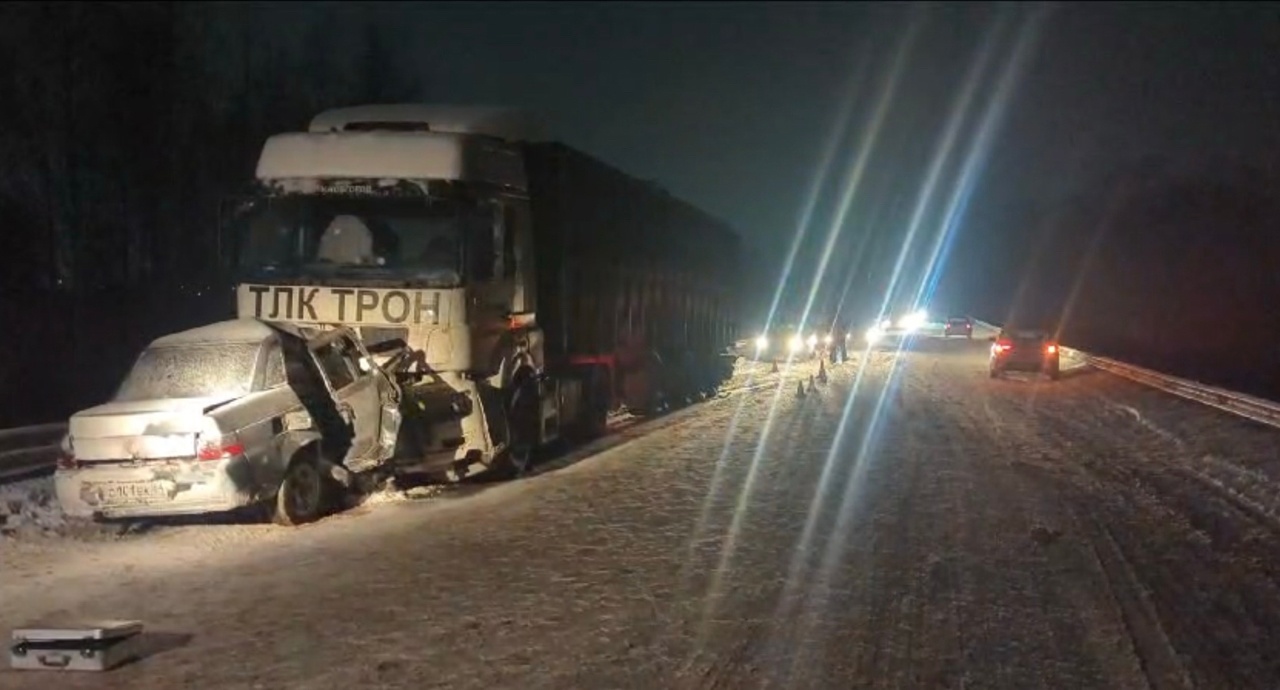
[{"xmin": 360, "ymin": 1, "xmax": 1280, "ymax": 323}]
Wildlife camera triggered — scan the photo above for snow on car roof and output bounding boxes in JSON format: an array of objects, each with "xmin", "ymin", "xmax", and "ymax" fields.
[{"xmin": 149, "ymin": 319, "xmax": 278, "ymax": 348}]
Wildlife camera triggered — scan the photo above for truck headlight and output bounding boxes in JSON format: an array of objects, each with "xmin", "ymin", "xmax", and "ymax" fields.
[
  {"xmin": 788, "ymin": 335, "xmax": 804, "ymax": 353},
  {"xmin": 755, "ymin": 335, "xmax": 769, "ymax": 352}
]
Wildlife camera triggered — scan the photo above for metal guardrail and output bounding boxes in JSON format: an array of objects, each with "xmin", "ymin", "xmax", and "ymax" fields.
[
  {"xmin": 1084, "ymin": 355, "xmax": 1280, "ymax": 431},
  {"xmin": 0, "ymin": 423, "xmax": 66, "ymax": 483},
  {"xmin": 975, "ymin": 319, "xmax": 1280, "ymax": 431}
]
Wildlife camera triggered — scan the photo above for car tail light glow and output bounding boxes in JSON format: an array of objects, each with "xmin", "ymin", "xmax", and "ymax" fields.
[
  {"xmin": 1046, "ymin": 344, "xmax": 1058, "ymax": 354},
  {"xmin": 197, "ymin": 434, "xmax": 245, "ymax": 461},
  {"xmin": 993, "ymin": 340, "xmax": 1012, "ymax": 353}
]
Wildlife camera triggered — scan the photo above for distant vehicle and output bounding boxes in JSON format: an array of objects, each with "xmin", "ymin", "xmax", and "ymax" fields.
[
  {"xmin": 865, "ymin": 308, "xmax": 930, "ymax": 346},
  {"xmin": 944, "ymin": 316, "xmax": 973, "ymax": 338},
  {"xmin": 752, "ymin": 323, "xmax": 818, "ymax": 362},
  {"xmin": 55, "ymin": 319, "xmax": 402, "ymax": 525},
  {"xmin": 989, "ymin": 328, "xmax": 1060, "ymax": 380}
]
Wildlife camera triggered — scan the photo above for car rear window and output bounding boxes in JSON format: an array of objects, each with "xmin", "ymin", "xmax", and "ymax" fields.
[{"xmin": 114, "ymin": 343, "xmax": 261, "ymax": 402}]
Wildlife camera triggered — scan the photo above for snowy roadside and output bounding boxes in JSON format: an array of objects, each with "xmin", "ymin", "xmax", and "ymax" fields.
[{"xmin": 0, "ymin": 477, "xmax": 66, "ymax": 538}]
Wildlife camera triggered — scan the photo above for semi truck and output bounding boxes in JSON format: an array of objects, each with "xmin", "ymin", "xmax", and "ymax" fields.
[{"xmin": 227, "ymin": 104, "xmax": 741, "ymax": 481}]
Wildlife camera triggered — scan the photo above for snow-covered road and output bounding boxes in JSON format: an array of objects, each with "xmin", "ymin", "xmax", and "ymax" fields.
[{"xmin": 4, "ymin": 337, "xmax": 1280, "ymax": 688}]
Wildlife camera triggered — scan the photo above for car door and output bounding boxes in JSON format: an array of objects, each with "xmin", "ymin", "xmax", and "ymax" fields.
[{"xmin": 309, "ymin": 332, "xmax": 385, "ymax": 469}]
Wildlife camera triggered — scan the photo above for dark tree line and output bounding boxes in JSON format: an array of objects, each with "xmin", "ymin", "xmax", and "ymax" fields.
[
  {"xmin": 0, "ymin": 2, "xmax": 418, "ymax": 426},
  {"xmin": 998, "ymin": 158, "xmax": 1280, "ymax": 398}
]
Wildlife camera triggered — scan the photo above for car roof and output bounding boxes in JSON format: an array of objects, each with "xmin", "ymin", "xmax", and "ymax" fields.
[{"xmin": 149, "ymin": 318, "xmax": 279, "ymax": 348}]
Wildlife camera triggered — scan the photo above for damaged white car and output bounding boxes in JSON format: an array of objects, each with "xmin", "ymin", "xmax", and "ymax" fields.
[{"xmin": 55, "ymin": 319, "xmax": 402, "ymax": 525}]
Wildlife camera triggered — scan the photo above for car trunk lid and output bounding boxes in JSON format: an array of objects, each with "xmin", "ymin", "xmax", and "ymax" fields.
[{"xmin": 68, "ymin": 396, "xmax": 235, "ymax": 462}]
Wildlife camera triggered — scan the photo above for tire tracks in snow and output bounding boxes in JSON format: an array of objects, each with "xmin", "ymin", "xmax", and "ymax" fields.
[{"xmin": 989, "ymin": 369, "xmax": 1280, "ymax": 688}]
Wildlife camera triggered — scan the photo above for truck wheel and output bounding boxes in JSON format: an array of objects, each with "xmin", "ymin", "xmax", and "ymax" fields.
[
  {"xmin": 273, "ymin": 454, "xmax": 330, "ymax": 526},
  {"xmin": 500, "ymin": 371, "xmax": 540, "ymax": 476}
]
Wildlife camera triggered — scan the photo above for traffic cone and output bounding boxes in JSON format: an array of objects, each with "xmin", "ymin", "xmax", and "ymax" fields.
[
  {"xmin": 817, "ymin": 359, "xmax": 828, "ymax": 384},
  {"xmin": 808, "ymin": 375, "xmax": 816, "ymax": 392},
  {"xmin": 796, "ymin": 380, "xmax": 806, "ymax": 398},
  {"xmin": 771, "ymin": 360, "xmax": 779, "ymax": 374}
]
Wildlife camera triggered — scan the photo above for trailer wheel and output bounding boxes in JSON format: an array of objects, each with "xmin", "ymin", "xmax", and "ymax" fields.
[{"xmin": 573, "ymin": 365, "xmax": 610, "ymax": 441}]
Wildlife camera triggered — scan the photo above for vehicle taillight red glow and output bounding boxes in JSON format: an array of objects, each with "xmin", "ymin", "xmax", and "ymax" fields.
[
  {"xmin": 993, "ymin": 340, "xmax": 1012, "ymax": 353},
  {"xmin": 197, "ymin": 435, "xmax": 244, "ymax": 461},
  {"xmin": 1045, "ymin": 344, "xmax": 1058, "ymax": 354}
]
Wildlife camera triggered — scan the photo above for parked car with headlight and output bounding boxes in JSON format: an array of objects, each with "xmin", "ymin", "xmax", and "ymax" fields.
[{"xmin": 55, "ymin": 319, "xmax": 402, "ymax": 525}]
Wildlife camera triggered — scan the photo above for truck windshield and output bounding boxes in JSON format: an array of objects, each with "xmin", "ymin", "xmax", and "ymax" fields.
[
  {"xmin": 235, "ymin": 195, "xmax": 476, "ymax": 286},
  {"xmin": 115, "ymin": 344, "xmax": 261, "ymax": 402}
]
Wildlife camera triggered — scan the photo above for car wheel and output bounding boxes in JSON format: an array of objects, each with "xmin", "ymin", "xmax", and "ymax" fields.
[{"xmin": 273, "ymin": 455, "xmax": 329, "ymax": 526}]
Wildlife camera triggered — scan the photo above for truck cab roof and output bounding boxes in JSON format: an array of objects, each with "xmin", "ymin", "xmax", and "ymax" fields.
[{"xmin": 307, "ymin": 104, "xmax": 545, "ymax": 142}]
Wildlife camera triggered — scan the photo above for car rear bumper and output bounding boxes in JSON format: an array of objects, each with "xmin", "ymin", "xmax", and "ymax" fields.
[
  {"xmin": 55, "ymin": 457, "xmax": 259, "ymax": 519},
  {"xmin": 991, "ymin": 356, "xmax": 1059, "ymax": 372}
]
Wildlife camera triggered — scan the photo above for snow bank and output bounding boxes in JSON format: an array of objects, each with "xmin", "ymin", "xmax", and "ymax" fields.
[{"xmin": 0, "ymin": 476, "xmax": 67, "ymax": 537}]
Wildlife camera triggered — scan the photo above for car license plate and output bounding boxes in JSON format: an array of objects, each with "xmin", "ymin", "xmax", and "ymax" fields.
[{"xmin": 91, "ymin": 481, "xmax": 174, "ymax": 506}]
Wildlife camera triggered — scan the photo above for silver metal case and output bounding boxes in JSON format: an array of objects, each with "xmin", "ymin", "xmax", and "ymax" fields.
[{"xmin": 9, "ymin": 620, "xmax": 144, "ymax": 672}]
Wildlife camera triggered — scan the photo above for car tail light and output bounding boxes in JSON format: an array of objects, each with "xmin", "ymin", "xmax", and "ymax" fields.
[
  {"xmin": 993, "ymin": 340, "xmax": 1012, "ymax": 353},
  {"xmin": 1045, "ymin": 344, "xmax": 1058, "ymax": 354},
  {"xmin": 197, "ymin": 433, "xmax": 245, "ymax": 461}
]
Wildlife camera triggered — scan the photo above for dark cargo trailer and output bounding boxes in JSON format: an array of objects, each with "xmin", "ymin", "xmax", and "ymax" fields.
[{"xmin": 524, "ymin": 143, "xmax": 741, "ymax": 410}]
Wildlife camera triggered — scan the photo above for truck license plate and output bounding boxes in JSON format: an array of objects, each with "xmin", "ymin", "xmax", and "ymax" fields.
[{"xmin": 94, "ymin": 481, "xmax": 173, "ymax": 505}]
